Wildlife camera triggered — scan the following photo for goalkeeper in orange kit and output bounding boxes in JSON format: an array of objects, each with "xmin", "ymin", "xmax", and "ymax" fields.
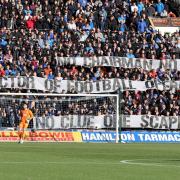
[{"xmin": 18, "ymin": 104, "xmax": 34, "ymax": 144}]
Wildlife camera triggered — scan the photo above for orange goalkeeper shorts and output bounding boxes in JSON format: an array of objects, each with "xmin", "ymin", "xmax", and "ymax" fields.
[{"xmin": 19, "ymin": 122, "xmax": 28, "ymax": 129}]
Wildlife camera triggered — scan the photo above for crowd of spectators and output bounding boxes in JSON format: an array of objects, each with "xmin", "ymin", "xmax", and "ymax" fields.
[
  {"xmin": 0, "ymin": 0, "xmax": 179, "ymax": 121},
  {"xmin": 0, "ymin": 90, "xmax": 179, "ymax": 128},
  {"xmin": 0, "ymin": 1, "xmax": 179, "ymax": 81},
  {"xmin": 122, "ymin": 89, "xmax": 180, "ymax": 116},
  {"xmin": 0, "ymin": 96, "xmax": 115, "ymax": 127},
  {"xmin": 0, "ymin": 1, "xmax": 179, "ymax": 76}
]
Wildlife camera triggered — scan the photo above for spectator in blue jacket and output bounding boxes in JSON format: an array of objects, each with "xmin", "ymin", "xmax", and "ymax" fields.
[
  {"xmin": 48, "ymin": 71, "xmax": 55, "ymax": 80},
  {"xmin": 24, "ymin": 6, "xmax": 33, "ymax": 15},
  {"xmin": 155, "ymin": 0, "xmax": 164, "ymax": 15},
  {"xmin": 127, "ymin": 49, "xmax": 135, "ymax": 58},
  {"xmin": 137, "ymin": 18, "xmax": 147, "ymax": 33},
  {"xmin": 119, "ymin": 22, "xmax": 127, "ymax": 32},
  {"xmin": 137, "ymin": 1, "xmax": 144, "ymax": 15},
  {"xmin": 0, "ymin": 38, "xmax": 7, "ymax": 48},
  {"xmin": 78, "ymin": 0, "xmax": 88, "ymax": 9}
]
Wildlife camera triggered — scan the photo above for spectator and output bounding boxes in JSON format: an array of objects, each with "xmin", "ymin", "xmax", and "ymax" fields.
[
  {"xmin": 137, "ymin": 18, "xmax": 147, "ymax": 33},
  {"xmin": 155, "ymin": 0, "xmax": 164, "ymax": 16},
  {"xmin": 168, "ymin": 11, "xmax": 176, "ymax": 17},
  {"xmin": 78, "ymin": 0, "xmax": 88, "ymax": 9},
  {"xmin": 137, "ymin": 1, "xmax": 144, "ymax": 15},
  {"xmin": 127, "ymin": 49, "xmax": 135, "ymax": 58},
  {"xmin": 131, "ymin": 2, "xmax": 138, "ymax": 13},
  {"xmin": 146, "ymin": 3, "xmax": 156, "ymax": 17},
  {"xmin": 48, "ymin": 71, "xmax": 54, "ymax": 80},
  {"xmin": 161, "ymin": 9, "xmax": 168, "ymax": 17},
  {"xmin": 44, "ymin": 65, "xmax": 52, "ymax": 77},
  {"xmin": 0, "ymin": 66, "xmax": 5, "ymax": 77},
  {"xmin": 26, "ymin": 17, "xmax": 35, "ymax": 29}
]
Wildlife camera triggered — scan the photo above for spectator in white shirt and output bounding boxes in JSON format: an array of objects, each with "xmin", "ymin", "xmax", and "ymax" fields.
[
  {"xmin": 67, "ymin": 18, "xmax": 77, "ymax": 30},
  {"xmin": 131, "ymin": 2, "xmax": 138, "ymax": 13}
]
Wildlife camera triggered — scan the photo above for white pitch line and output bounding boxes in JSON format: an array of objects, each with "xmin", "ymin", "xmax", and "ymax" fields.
[
  {"xmin": 0, "ymin": 161, "xmax": 119, "ymax": 165},
  {"xmin": 2, "ymin": 159, "xmax": 180, "ymax": 167},
  {"xmin": 120, "ymin": 159, "xmax": 180, "ymax": 168}
]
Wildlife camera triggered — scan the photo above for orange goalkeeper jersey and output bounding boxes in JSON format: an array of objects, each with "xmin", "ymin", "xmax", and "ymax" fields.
[{"xmin": 20, "ymin": 109, "xmax": 33, "ymax": 124}]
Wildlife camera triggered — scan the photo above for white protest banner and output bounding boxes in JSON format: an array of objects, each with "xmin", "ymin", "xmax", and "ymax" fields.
[
  {"xmin": 0, "ymin": 76, "xmax": 67, "ymax": 92},
  {"xmin": 122, "ymin": 115, "xmax": 180, "ymax": 129},
  {"xmin": 0, "ymin": 77, "xmax": 180, "ymax": 93},
  {"xmin": 56, "ymin": 56, "xmax": 180, "ymax": 71},
  {"xmin": 34, "ymin": 115, "xmax": 116, "ymax": 129},
  {"xmin": 35, "ymin": 114, "xmax": 180, "ymax": 130}
]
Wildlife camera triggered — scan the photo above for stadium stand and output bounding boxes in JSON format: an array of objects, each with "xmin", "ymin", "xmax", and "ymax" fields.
[{"xmin": 0, "ymin": 0, "xmax": 179, "ymax": 128}]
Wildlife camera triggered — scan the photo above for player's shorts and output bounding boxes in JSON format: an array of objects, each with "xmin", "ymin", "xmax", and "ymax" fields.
[{"xmin": 19, "ymin": 122, "xmax": 28, "ymax": 129}]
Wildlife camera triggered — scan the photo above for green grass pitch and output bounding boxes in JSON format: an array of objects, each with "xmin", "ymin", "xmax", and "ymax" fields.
[{"xmin": 0, "ymin": 143, "xmax": 180, "ymax": 180}]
